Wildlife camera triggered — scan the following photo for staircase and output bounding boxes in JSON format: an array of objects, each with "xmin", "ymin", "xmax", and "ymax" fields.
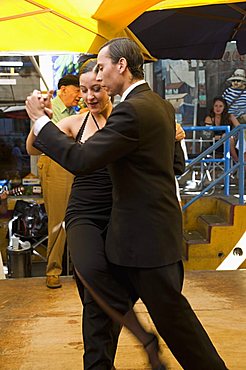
[{"xmin": 182, "ymin": 196, "xmax": 246, "ymax": 270}]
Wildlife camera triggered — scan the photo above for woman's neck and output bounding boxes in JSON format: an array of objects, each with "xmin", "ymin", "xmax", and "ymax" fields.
[
  {"xmin": 91, "ymin": 107, "xmax": 112, "ymax": 129},
  {"xmin": 94, "ymin": 101, "xmax": 113, "ymax": 121},
  {"xmin": 214, "ymin": 114, "xmax": 222, "ymax": 125}
]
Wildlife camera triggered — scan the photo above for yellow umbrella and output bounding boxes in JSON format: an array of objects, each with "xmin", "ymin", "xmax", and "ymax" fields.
[
  {"xmin": 0, "ymin": 0, "xmax": 162, "ymax": 60},
  {"xmin": 2, "ymin": 1, "xmax": 244, "ymax": 58}
]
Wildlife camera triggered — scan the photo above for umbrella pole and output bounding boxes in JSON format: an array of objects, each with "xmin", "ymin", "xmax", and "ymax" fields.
[
  {"xmin": 29, "ymin": 56, "xmax": 49, "ymax": 91},
  {"xmin": 192, "ymin": 62, "xmax": 199, "ymax": 154}
]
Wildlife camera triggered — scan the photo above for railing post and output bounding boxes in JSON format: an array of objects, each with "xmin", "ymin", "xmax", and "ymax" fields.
[
  {"xmin": 181, "ymin": 125, "xmax": 246, "ymax": 211},
  {"xmin": 224, "ymin": 126, "xmax": 230, "ymax": 196},
  {"xmin": 238, "ymin": 127, "xmax": 245, "ymax": 205}
]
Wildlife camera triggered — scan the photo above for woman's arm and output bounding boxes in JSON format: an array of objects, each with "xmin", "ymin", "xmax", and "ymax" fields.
[
  {"xmin": 175, "ymin": 123, "xmax": 185, "ymax": 141},
  {"xmin": 229, "ymin": 114, "xmax": 240, "ymax": 128},
  {"xmin": 26, "ymin": 90, "xmax": 53, "ymax": 155},
  {"xmin": 26, "ymin": 126, "xmax": 42, "ymax": 155},
  {"xmin": 26, "ymin": 115, "xmax": 79, "ymax": 155},
  {"xmin": 204, "ymin": 115, "xmax": 212, "ymax": 125},
  {"xmin": 0, "ymin": 191, "xmax": 8, "ymax": 215}
]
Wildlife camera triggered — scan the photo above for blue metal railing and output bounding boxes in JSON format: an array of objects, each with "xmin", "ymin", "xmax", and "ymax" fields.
[{"xmin": 180, "ymin": 124, "xmax": 246, "ymax": 211}]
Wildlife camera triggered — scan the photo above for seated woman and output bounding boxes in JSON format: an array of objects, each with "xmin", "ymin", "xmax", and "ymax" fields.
[{"xmin": 204, "ymin": 96, "xmax": 240, "ymax": 161}]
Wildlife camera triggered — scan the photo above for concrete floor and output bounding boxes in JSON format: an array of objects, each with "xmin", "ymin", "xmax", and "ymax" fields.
[{"xmin": 0, "ymin": 270, "xmax": 245, "ymax": 370}]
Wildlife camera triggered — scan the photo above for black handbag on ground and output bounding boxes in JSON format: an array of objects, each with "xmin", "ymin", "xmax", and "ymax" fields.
[{"xmin": 12, "ymin": 200, "xmax": 48, "ymax": 238}]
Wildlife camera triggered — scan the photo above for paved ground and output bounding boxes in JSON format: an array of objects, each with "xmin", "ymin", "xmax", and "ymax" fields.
[{"xmin": 0, "ymin": 270, "xmax": 245, "ymax": 370}]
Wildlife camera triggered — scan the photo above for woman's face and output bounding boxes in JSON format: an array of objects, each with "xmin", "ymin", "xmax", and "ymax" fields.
[
  {"xmin": 79, "ymin": 71, "xmax": 110, "ymax": 115},
  {"xmin": 213, "ymin": 100, "xmax": 225, "ymax": 115}
]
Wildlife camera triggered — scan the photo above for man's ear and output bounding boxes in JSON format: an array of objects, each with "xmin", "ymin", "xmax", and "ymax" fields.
[
  {"xmin": 118, "ymin": 57, "xmax": 127, "ymax": 74},
  {"xmin": 60, "ymin": 85, "xmax": 66, "ymax": 94}
]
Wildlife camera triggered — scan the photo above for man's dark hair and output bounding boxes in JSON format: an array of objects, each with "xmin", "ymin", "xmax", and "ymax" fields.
[
  {"xmin": 100, "ymin": 38, "xmax": 144, "ymax": 79},
  {"xmin": 58, "ymin": 74, "xmax": 79, "ymax": 89}
]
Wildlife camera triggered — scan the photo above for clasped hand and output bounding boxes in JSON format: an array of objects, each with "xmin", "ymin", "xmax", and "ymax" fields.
[
  {"xmin": 25, "ymin": 89, "xmax": 54, "ymax": 121},
  {"xmin": 175, "ymin": 123, "xmax": 185, "ymax": 141}
]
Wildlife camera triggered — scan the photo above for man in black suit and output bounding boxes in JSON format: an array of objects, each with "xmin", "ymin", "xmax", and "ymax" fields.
[{"xmin": 26, "ymin": 38, "xmax": 228, "ymax": 370}]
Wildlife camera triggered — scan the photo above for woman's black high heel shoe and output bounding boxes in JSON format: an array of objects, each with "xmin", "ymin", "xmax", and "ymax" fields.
[
  {"xmin": 144, "ymin": 334, "xmax": 167, "ymax": 370},
  {"xmin": 154, "ymin": 365, "xmax": 167, "ymax": 370}
]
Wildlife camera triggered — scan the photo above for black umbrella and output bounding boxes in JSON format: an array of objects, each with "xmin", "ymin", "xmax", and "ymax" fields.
[{"xmin": 129, "ymin": 1, "xmax": 246, "ymax": 59}]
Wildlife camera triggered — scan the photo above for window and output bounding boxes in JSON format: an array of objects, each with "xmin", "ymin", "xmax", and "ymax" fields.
[{"xmin": 0, "ymin": 56, "xmax": 40, "ymax": 183}]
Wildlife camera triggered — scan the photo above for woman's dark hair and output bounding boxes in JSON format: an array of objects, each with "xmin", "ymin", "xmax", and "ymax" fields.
[
  {"xmin": 99, "ymin": 37, "xmax": 144, "ymax": 79},
  {"xmin": 78, "ymin": 58, "xmax": 114, "ymax": 103},
  {"xmin": 210, "ymin": 96, "xmax": 230, "ymax": 125},
  {"xmin": 79, "ymin": 58, "xmax": 97, "ymax": 76}
]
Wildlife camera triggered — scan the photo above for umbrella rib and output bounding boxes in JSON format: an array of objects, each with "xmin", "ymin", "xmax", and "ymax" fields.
[
  {"xmin": 0, "ymin": 9, "xmax": 49, "ymax": 22},
  {"xmin": 228, "ymin": 4, "xmax": 246, "ymax": 39},
  {"xmin": 228, "ymin": 3, "xmax": 246, "ymax": 17},
  {"xmin": 228, "ymin": 4, "xmax": 246, "ymax": 40},
  {"xmin": 176, "ymin": 9, "xmax": 246, "ymax": 25},
  {"xmin": 25, "ymin": 0, "xmax": 105, "ymax": 38},
  {"xmin": 1, "ymin": 0, "xmax": 106, "ymax": 39},
  {"xmin": 231, "ymin": 16, "xmax": 246, "ymax": 39}
]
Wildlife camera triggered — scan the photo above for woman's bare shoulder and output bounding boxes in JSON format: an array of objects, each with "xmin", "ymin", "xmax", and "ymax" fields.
[
  {"xmin": 58, "ymin": 112, "xmax": 89, "ymax": 137},
  {"xmin": 204, "ymin": 115, "xmax": 212, "ymax": 124}
]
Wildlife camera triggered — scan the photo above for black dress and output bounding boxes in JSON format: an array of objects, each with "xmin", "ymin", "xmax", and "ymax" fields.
[
  {"xmin": 65, "ymin": 112, "xmax": 131, "ymax": 370},
  {"xmin": 65, "ymin": 111, "xmax": 113, "ymax": 230}
]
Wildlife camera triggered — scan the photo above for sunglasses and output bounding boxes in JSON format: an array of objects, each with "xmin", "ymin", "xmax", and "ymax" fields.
[{"xmin": 232, "ymin": 79, "xmax": 243, "ymax": 82}]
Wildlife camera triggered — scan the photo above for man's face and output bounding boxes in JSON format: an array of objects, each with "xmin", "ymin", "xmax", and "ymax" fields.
[
  {"xmin": 96, "ymin": 46, "xmax": 122, "ymax": 96},
  {"xmin": 231, "ymin": 80, "xmax": 245, "ymax": 90},
  {"xmin": 61, "ymin": 85, "xmax": 82, "ymax": 107}
]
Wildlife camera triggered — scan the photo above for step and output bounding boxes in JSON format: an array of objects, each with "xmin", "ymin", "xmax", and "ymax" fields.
[
  {"xmin": 182, "ymin": 197, "xmax": 218, "ymax": 231},
  {"xmin": 183, "ymin": 230, "xmax": 208, "ymax": 244},
  {"xmin": 197, "ymin": 214, "xmax": 229, "ymax": 240},
  {"xmin": 199, "ymin": 214, "xmax": 229, "ymax": 226},
  {"xmin": 215, "ymin": 196, "xmax": 235, "ymax": 223},
  {"xmin": 182, "ymin": 197, "xmax": 246, "ymax": 270},
  {"xmin": 183, "ymin": 230, "xmax": 208, "ymax": 260}
]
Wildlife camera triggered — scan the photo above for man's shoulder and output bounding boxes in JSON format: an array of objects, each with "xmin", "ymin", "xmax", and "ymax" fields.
[
  {"xmin": 122, "ymin": 88, "xmax": 174, "ymax": 116},
  {"xmin": 225, "ymin": 87, "xmax": 246, "ymax": 94},
  {"xmin": 52, "ymin": 95, "xmax": 63, "ymax": 108},
  {"xmin": 51, "ymin": 95, "xmax": 70, "ymax": 123},
  {"xmin": 51, "ymin": 95, "xmax": 59, "ymax": 103}
]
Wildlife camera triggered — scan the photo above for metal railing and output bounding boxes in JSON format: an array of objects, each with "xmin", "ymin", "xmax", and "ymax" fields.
[{"xmin": 179, "ymin": 124, "xmax": 246, "ymax": 211}]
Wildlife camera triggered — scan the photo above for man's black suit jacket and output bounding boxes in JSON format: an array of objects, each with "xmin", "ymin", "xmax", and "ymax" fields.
[{"xmin": 34, "ymin": 83, "xmax": 183, "ymax": 268}]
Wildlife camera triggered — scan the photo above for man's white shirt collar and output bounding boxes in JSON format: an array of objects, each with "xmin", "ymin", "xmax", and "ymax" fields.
[{"xmin": 121, "ymin": 80, "xmax": 146, "ymax": 102}]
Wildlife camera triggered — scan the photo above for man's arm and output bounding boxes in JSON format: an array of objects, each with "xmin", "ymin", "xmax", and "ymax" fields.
[{"xmin": 32, "ymin": 101, "xmax": 139, "ymax": 176}]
